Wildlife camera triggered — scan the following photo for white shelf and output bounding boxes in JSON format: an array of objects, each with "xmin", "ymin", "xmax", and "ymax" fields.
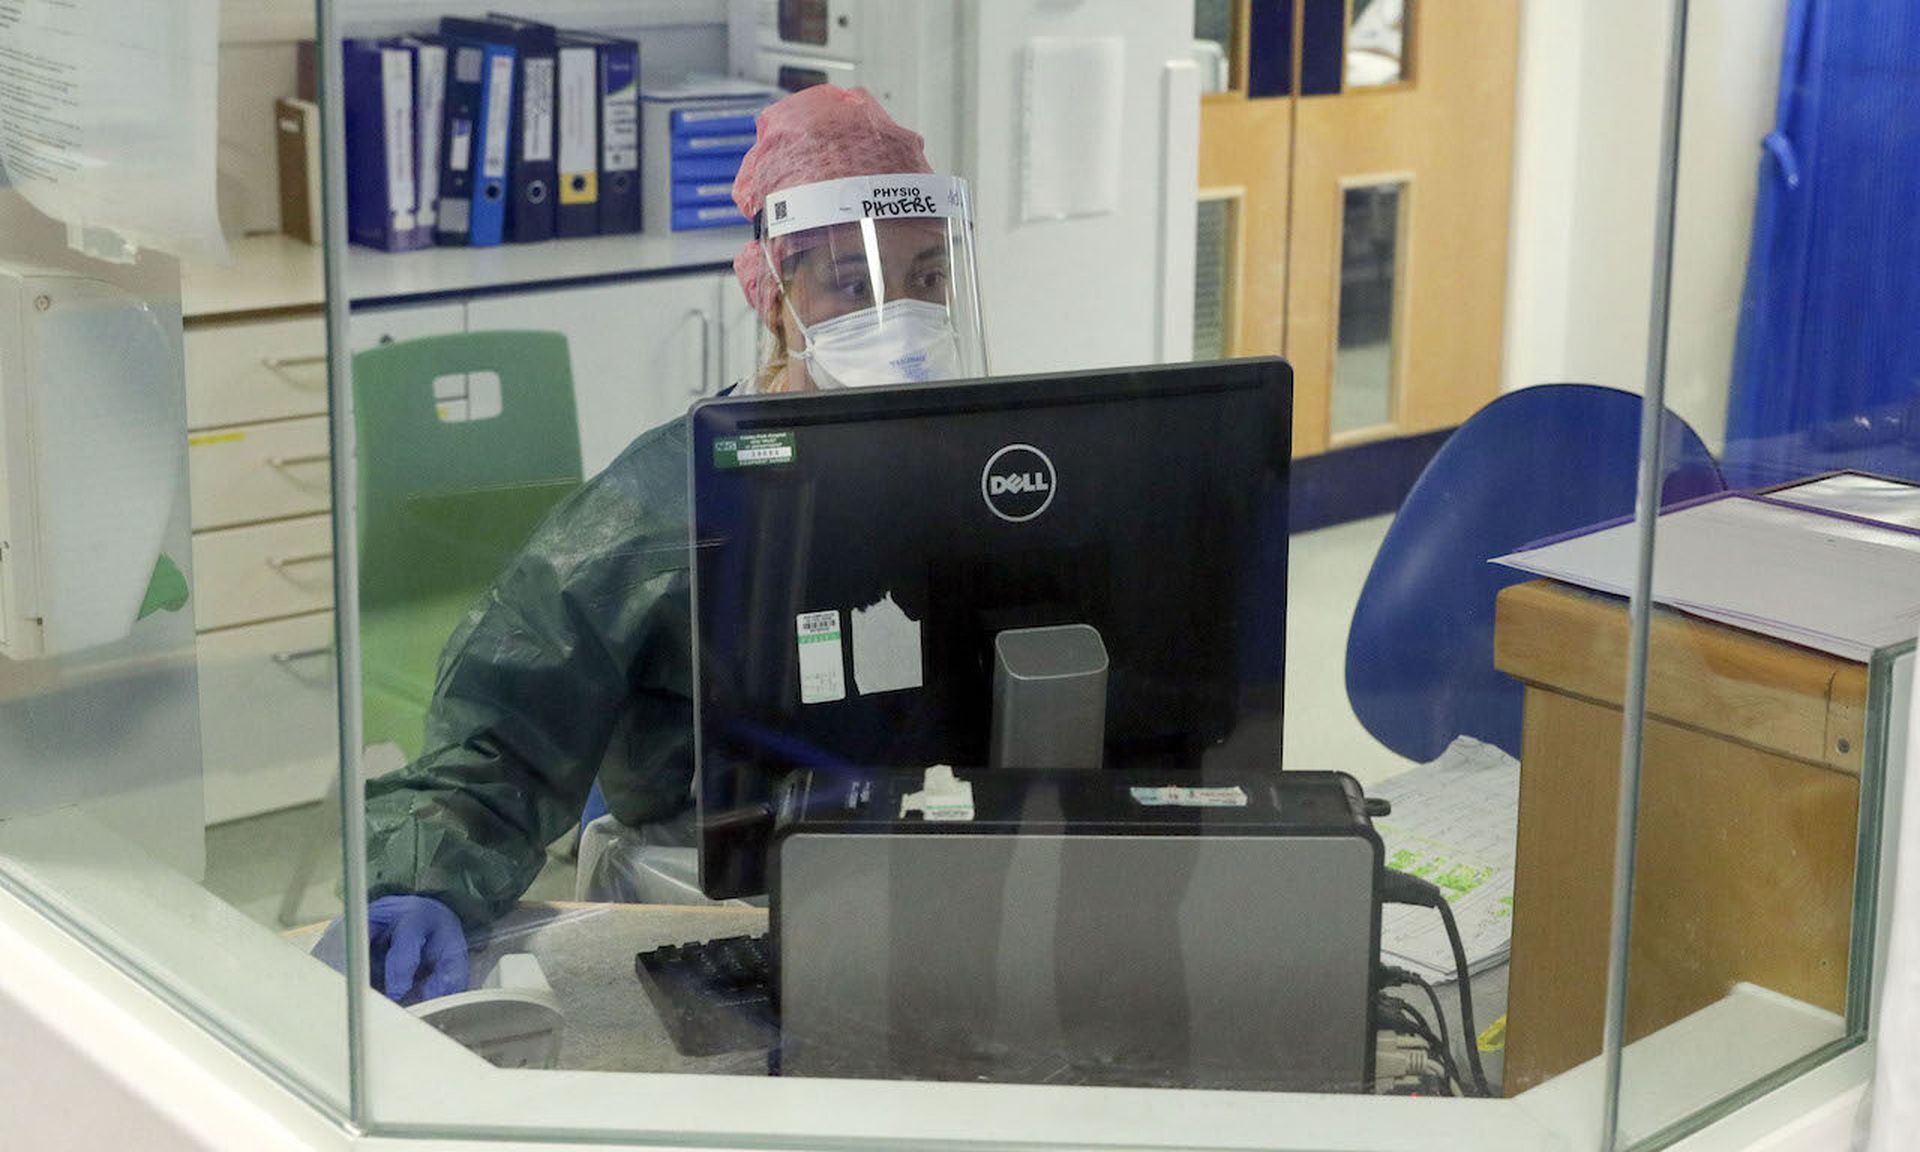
[
  {"xmin": 346, "ymin": 226, "xmax": 747, "ymax": 306},
  {"xmin": 182, "ymin": 229, "xmax": 747, "ymax": 321}
]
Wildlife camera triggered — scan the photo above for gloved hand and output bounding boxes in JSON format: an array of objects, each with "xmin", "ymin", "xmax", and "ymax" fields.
[
  {"xmin": 371, "ymin": 895, "xmax": 470, "ymax": 1004},
  {"xmin": 311, "ymin": 895, "xmax": 471, "ymax": 1005}
]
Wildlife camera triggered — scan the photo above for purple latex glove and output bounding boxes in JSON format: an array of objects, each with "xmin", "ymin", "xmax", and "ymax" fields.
[{"xmin": 368, "ymin": 895, "xmax": 470, "ymax": 1004}]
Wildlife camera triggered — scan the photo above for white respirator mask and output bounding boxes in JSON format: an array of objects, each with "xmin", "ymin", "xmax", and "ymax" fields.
[{"xmin": 792, "ymin": 300, "xmax": 965, "ymax": 389}]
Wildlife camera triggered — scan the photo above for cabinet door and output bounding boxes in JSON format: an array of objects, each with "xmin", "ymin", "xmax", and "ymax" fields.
[
  {"xmin": 348, "ymin": 302, "xmax": 466, "ymax": 353},
  {"xmin": 197, "ymin": 611, "xmax": 339, "ymax": 824},
  {"xmin": 466, "ymin": 275, "xmax": 722, "ymax": 476}
]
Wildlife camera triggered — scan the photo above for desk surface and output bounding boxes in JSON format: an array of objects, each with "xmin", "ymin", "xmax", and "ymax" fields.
[
  {"xmin": 296, "ymin": 902, "xmax": 772, "ymax": 1075},
  {"xmin": 464, "ymin": 901, "xmax": 775, "ymax": 1074}
]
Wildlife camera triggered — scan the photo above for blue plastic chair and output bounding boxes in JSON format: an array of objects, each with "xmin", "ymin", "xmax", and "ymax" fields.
[{"xmin": 1344, "ymin": 384, "xmax": 1726, "ymax": 763}]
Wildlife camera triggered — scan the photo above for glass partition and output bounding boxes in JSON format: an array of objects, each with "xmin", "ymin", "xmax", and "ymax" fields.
[
  {"xmin": 0, "ymin": 1, "xmax": 1909, "ymax": 1150},
  {"xmin": 328, "ymin": 0, "xmax": 1620, "ymax": 1145},
  {"xmin": 0, "ymin": 0, "xmax": 351, "ymax": 1122},
  {"xmin": 1610, "ymin": 0, "xmax": 1914, "ymax": 1143}
]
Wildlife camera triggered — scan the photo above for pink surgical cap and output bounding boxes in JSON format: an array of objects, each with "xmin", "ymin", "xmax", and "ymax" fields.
[{"xmin": 731, "ymin": 85, "xmax": 933, "ymax": 328}]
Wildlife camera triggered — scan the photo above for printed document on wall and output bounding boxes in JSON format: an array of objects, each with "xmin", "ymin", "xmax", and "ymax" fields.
[
  {"xmin": 0, "ymin": 0, "xmax": 226, "ymax": 262},
  {"xmin": 1021, "ymin": 37, "xmax": 1125, "ymax": 222}
]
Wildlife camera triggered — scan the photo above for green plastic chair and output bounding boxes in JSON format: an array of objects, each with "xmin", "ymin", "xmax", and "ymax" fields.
[{"xmin": 353, "ymin": 331, "xmax": 583, "ymax": 759}]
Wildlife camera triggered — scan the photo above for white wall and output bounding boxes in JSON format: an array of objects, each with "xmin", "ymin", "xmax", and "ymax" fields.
[
  {"xmin": 959, "ymin": 0, "xmax": 1197, "ymax": 375},
  {"xmin": 1502, "ymin": 0, "xmax": 1788, "ymax": 453},
  {"xmin": 1663, "ymin": 1, "xmax": 1788, "ymax": 450}
]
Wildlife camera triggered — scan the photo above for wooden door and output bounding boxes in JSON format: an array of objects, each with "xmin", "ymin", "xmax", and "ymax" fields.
[
  {"xmin": 1196, "ymin": 1, "xmax": 1520, "ymax": 457},
  {"xmin": 1197, "ymin": 1, "xmax": 1292, "ymax": 364},
  {"xmin": 1289, "ymin": 0, "xmax": 1519, "ymax": 453}
]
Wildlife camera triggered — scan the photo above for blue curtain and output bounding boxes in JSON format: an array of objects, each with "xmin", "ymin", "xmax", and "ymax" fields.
[{"xmin": 1725, "ymin": 0, "xmax": 1920, "ymax": 450}]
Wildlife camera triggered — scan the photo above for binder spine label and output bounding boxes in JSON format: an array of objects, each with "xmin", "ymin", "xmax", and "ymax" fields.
[
  {"xmin": 558, "ymin": 48, "xmax": 596, "ymax": 204},
  {"xmin": 440, "ymin": 198, "xmax": 470, "ymax": 236},
  {"xmin": 382, "ymin": 50, "xmax": 417, "ymax": 231},
  {"xmin": 414, "ymin": 46, "xmax": 446, "ymax": 230},
  {"xmin": 523, "ymin": 57, "xmax": 555, "ymax": 163},
  {"xmin": 482, "ymin": 54, "xmax": 513, "ymax": 179},
  {"xmin": 448, "ymin": 118, "xmax": 472, "ymax": 172},
  {"xmin": 603, "ymin": 68, "xmax": 638, "ymax": 172}
]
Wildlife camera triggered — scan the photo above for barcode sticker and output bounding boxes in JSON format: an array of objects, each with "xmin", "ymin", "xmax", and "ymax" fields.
[
  {"xmin": 714, "ymin": 432, "xmax": 795, "ymax": 469},
  {"xmin": 797, "ymin": 611, "xmax": 846, "ymax": 704},
  {"xmin": 1129, "ymin": 786, "xmax": 1249, "ymax": 808}
]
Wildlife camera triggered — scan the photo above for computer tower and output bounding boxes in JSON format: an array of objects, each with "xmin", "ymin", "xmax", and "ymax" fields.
[{"xmin": 769, "ymin": 768, "xmax": 1382, "ymax": 1091}]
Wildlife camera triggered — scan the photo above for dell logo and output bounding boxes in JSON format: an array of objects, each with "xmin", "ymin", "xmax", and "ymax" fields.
[
  {"xmin": 989, "ymin": 473, "xmax": 1049, "ymax": 496},
  {"xmin": 982, "ymin": 444, "xmax": 1057, "ymax": 522}
]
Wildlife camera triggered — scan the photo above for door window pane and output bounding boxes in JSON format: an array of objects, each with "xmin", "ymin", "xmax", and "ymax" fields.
[
  {"xmin": 1194, "ymin": 0, "xmax": 1235, "ymax": 93},
  {"xmin": 1348, "ymin": 0, "xmax": 1410, "ymax": 89},
  {"xmin": 1333, "ymin": 181, "xmax": 1404, "ymax": 436},
  {"xmin": 1194, "ymin": 195, "xmax": 1238, "ymax": 360}
]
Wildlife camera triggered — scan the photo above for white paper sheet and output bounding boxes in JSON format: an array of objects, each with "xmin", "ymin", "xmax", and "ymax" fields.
[
  {"xmin": 851, "ymin": 591, "xmax": 924, "ymax": 696},
  {"xmin": 1767, "ymin": 472, "xmax": 1920, "ymax": 531},
  {"xmin": 1497, "ymin": 493, "xmax": 1920, "ymax": 661},
  {"xmin": 1021, "ymin": 36, "xmax": 1125, "ymax": 222},
  {"xmin": 1372, "ymin": 736, "xmax": 1520, "ymax": 984},
  {"xmin": 0, "ymin": 0, "xmax": 226, "ymax": 262}
]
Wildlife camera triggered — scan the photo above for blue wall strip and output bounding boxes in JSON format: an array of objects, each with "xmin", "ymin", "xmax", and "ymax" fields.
[{"xmin": 1290, "ymin": 428, "xmax": 1454, "ymax": 534}]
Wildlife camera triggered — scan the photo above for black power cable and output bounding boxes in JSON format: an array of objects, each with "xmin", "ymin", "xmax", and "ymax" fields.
[{"xmin": 1379, "ymin": 869, "xmax": 1493, "ymax": 1097}]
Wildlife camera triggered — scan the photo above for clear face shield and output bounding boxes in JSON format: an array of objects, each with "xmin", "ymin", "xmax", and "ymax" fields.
[{"xmin": 757, "ymin": 173, "xmax": 988, "ymax": 389}]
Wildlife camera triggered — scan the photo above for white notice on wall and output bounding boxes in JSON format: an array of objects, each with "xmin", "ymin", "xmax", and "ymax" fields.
[
  {"xmin": 1021, "ymin": 36, "xmax": 1126, "ymax": 222},
  {"xmin": 0, "ymin": 0, "xmax": 226, "ymax": 262}
]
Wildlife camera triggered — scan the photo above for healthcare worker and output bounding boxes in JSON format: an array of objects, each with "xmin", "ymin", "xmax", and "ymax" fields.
[{"xmin": 349, "ymin": 85, "xmax": 990, "ymax": 1004}]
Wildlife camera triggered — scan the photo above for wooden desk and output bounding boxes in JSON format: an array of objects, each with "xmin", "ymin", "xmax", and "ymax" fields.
[{"xmin": 1494, "ymin": 580, "xmax": 1867, "ymax": 1094}]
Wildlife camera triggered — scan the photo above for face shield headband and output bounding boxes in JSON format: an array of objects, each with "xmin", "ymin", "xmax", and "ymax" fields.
[{"xmin": 755, "ymin": 173, "xmax": 987, "ymax": 389}]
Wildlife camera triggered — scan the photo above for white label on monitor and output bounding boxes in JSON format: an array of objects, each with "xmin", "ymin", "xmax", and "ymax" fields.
[
  {"xmin": 797, "ymin": 610, "xmax": 846, "ymax": 704},
  {"xmin": 851, "ymin": 592, "xmax": 923, "ymax": 696},
  {"xmin": 1130, "ymin": 785, "xmax": 1248, "ymax": 808}
]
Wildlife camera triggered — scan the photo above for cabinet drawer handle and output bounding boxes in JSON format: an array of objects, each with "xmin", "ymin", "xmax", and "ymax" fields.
[
  {"xmin": 260, "ymin": 353, "xmax": 328, "ymax": 371},
  {"xmin": 267, "ymin": 453, "xmax": 330, "ymax": 469},
  {"xmin": 266, "ymin": 550, "xmax": 333, "ymax": 572},
  {"xmin": 272, "ymin": 645, "xmax": 334, "ymax": 666}
]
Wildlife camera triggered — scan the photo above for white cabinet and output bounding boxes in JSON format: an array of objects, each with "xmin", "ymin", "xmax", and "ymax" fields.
[
  {"xmin": 466, "ymin": 273, "xmax": 728, "ymax": 476},
  {"xmin": 183, "ymin": 315, "xmax": 328, "ymax": 429},
  {"xmin": 187, "ymin": 299, "xmax": 461, "ymax": 824},
  {"xmin": 197, "ymin": 612, "xmax": 339, "ymax": 825},
  {"xmin": 348, "ymin": 302, "xmax": 466, "ymax": 352},
  {"xmin": 185, "ymin": 246, "xmax": 744, "ymax": 824}
]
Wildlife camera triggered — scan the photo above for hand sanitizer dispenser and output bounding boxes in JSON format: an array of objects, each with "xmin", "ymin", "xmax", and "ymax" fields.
[{"xmin": 0, "ymin": 262, "xmax": 188, "ymax": 658}]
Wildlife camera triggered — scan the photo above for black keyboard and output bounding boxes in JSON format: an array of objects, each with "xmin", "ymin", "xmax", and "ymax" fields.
[{"xmin": 635, "ymin": 933, "xmax": 778, "ymax": 1057}]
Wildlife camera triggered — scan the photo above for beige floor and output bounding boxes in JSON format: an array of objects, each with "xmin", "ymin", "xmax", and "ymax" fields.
[{"xmin": 206, "ymin": 514, "xmax": 1410, "ymax": 928}]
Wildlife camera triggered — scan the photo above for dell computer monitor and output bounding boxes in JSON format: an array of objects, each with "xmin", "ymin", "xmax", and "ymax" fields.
[{"xmin": 687, "ymin": 358, "xmax": 1292, "ymax": 898}]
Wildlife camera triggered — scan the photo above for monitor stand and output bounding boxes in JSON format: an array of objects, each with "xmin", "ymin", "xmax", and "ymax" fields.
[{"xmin": 989, "ymin": 624, "xmax": 1109, "ymax": 770}]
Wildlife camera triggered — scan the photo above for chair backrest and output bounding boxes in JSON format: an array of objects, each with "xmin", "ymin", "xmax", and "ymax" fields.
[
  {"xmin": 353, "ymin": 330, "xmax": 583, "ymax": 607},
  {"xmin": 1344, "ymin": 384, "xmax": 1725, "ymax": 763},
  {"xmin": 352, "ymin": 331, "xmax": 584, "ymax": 756}
]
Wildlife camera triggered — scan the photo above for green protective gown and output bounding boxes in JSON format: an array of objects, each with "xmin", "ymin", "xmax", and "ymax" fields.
[{"xmin": 364, "ymin": 416, "xmax": 695, "ymax": 928}]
